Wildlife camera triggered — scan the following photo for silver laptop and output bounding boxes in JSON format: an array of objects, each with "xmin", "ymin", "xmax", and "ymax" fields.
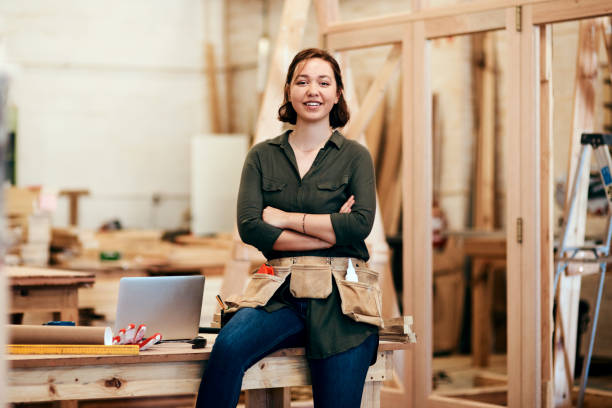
[{"xmin": 114, "ymin": 275, "xmax": 205, "ymax": 340}]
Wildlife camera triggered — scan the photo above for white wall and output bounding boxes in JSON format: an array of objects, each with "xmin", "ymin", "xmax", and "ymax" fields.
[{"xmin": 0, "ymin": 0, "xmax": 224, "ymax": 229}]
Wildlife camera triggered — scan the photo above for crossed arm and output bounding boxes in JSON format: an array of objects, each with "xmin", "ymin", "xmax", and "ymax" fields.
[{"xmin": 263, "ymin": 195, "xmax": 355, "ymax": 251}]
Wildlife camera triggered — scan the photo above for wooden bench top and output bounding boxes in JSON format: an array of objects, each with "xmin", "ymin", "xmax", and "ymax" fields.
[
  {"xmin": 8, "ymin": 340, "xmax": 410, "ymax": 369},
  {"xmin": 7, "ymin": 266, "xmax": 95, "ymax": 287}
]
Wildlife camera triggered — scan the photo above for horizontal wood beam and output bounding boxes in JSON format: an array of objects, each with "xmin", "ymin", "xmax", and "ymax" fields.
[
  {"xmin": 533, "ymin": 0, "xmax": 612, "ymax": 24},
  {"xmin": 425, "ymin": 9, "xmax": 506, "ymax": 39},
  {"xmin": 327, "ymin": 23, "xmax": 404, "ymax": 51},
  {"xmin": 434, "ymin": 386, "xmax": 507, "ymax": 405},
  {"xmin": 428, "ymin": 394, "xmax": 503, "ymax": 408},
  {"xmin": 324, "ymin": 0, "xmax": 550, "ymax": 36},
  {"xmin": 325, "ymin": 0, "xmax": 611, "ymax": 50}
]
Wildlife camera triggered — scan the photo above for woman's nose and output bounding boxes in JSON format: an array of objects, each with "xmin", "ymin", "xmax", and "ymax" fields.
[{"xmin": 306, "ymin": 84, "xmax": 318, "ymax": 95}]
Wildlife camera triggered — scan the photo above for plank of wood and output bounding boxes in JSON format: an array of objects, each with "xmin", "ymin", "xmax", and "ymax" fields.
[
  {"xmin": 469, "ymin": 30, "xmax": 499, "ymax": 368},
  {"xmin": 505, "ymin": 6, "xmax": 524, "ymax": 407},
  {"xmin": 539, "ymin": 22, "xmax": 555, "ymax": 408},
  {"xmin": 428, "ymin": 394, "xmax": 504, "ymax": 408},
  {"xmin": 323, "ymin": 0, "xmax": 611, "ymax": 38},
  {"xmin": 345, "ymin": 44, "xmax": 401, "ymax": 141},
  {"xmin": 10, "ymin": 285, "xmax": 78, "ymax": 314},
  {"xmin": 471, "ymin": 259, "xmax": 493, "ymax": 367},
  {"xmin": 434, "ymin": 386, "xmax": 508, "ymax": 405},
  {"xmin": 377, "ymin": 89, "xmax": 403, "ymax": 236},
  {"xmin": 463, "ymin": 236, "xmax": 506, "ymax": 258},
  {"xmin": 553, "ymin": 18, "xmax": 599, "ymax": 407},
  {"xmin": 472, "ymin": 31, "xmax": 497, "ymax": 232},
  {"xmin": 533, "ymin": 0, "xmax": 612, "ymax": 25},
  {"xmin": 601, "ymin": 17, "xmax": 612, "ymax": 83},
  {"xmin": 79, "ymin": 395, "xmax": 196, "ymax": 408},
  {"xmin": 205, "ymin": 42, "xmax": 221, "ymax": 134},
  {"xmin": 7, "ymin": 266, "xmax": 95, "ymax": 286},
  {"xmin": 327, "ymin": 23, "xmax": 404, "ymax": 51},
  {"xmin": 365, "ymin": 93, "xmax": 386, "ymax": 168},
  {"xmin": 379, "ymin": 316, "xmax": 417, "ymax": 343},
  {"xmin": 8, "ymin": 349, "xmax": 394, "ymax": 403},
  {"xmin": 518, "ymin": 5, "xmax": 542, "ymax": 407},
  {"xmin": 9, "ymin": 361, "xmax": 205, "ymax": 402},
  {"xmin": 59, "ymin": 190, "xmax": 90, "ymax": 227},
  {"xmin": 409, "ymin": 19, "xmax": 432, "ymax": 408},
  {"xmin": 389, "ymin": 22, "xmax": 416, "ymax": 408},
  {"xmin": 425, "ymin": 9, "xmax": 506, "ymax": 39},
  {"xmin": 313, "ymin": 0, "xmax": 339, "ymax": 48},
  {"xmin": 361, "ymin": 382, "xmax": 382, "ymax": 408}
]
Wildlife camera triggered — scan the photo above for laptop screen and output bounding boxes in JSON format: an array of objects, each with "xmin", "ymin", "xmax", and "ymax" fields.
[{"xmin": 114, "ymin": 275, "xmax": 205, "ymax": 340}]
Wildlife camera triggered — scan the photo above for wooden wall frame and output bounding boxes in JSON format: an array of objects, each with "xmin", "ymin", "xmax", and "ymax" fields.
[{"xmin": 319, "ymin": 1, "xmax": 612, "ymax": 407}]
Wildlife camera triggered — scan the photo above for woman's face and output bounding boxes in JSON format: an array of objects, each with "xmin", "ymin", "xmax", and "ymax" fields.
[{"xmin": 289, "ymin": 58, "xmax": 339, "ymax": 126}]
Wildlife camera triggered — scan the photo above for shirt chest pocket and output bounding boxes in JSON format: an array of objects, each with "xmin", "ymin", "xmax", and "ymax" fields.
[
  {"xmin": 315, "ymin": 175, "xmax": 350, "ymax": 208},
  {"xmin": 262, "ymin": 176, "xmax": 287, "ymax": 206}
]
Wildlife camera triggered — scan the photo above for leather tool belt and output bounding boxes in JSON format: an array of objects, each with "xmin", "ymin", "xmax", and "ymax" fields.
[{"xmin": 225, "ymin": 256, "xmax": 384, "ymax": 327}]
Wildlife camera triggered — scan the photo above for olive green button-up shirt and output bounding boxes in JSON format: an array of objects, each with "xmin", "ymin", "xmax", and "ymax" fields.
[
  {"xmin": 237, "ymin": 129, "xmax": 376, "ymax": 261},
  {"xmin": 235, "ymin": 129, "xmax": 379, "ymax": 361}
]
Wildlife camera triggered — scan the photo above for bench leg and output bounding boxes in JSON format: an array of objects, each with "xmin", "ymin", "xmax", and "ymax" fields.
[
  {"xmin": 245, "ymin": 387, "xmax": 291, "ymax": 408},
  {"xmin": 361, "ymin": 381, "xmax": 381, "ymax": 408}
]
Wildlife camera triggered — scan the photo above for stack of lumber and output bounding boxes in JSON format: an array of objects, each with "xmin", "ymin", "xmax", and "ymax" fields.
[
  {"xmin": 51, "ymin": 227, "xmax": 97, "ymax": 251},
  {"xmin": 3, "ymin": 186, "xmax": 51, "ymax": 266},
  {"xmin": 56, "ymin": 230, "xmax": 261, "ymax": 274},
  {"xmin": 379, "ymin": 316, "xmax": 417, "ymax": 343}
]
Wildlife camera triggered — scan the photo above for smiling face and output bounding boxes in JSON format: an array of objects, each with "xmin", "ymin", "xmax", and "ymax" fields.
[{"xmin": 288, "ymin": 58, "xmax": 339, "ymax": 126}]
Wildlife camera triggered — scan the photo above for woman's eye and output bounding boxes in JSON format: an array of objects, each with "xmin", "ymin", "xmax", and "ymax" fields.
[
  {"xmin": 296, "ymin": 80, "xmax": 307, "ymax": 85},
  {"xmin": 320, "ymin": 82, "xmax": 330, "ymax": 86}
]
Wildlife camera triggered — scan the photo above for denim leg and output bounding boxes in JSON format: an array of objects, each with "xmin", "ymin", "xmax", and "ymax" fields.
[
  {"xmin": 195, "ymin": 306, "xmax": 306, "ymax": 408},
  {"xmin": 308, "ymin": 333, "xmax": 379, "ymax": 408}
]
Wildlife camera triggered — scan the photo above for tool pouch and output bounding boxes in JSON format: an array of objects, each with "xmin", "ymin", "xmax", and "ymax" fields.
[
  {"xmin": 225, "ymin": 265, "xmax": 290, "ymax": 312},
  {"xmin": 332, "ymin": 266, "xmax": 384, "ymax": 327},
  {"xmin": 289, "ymin": 264, "xmax": 333, "ymax": 299}
]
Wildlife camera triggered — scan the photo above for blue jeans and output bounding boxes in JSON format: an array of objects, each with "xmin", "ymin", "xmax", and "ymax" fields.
[{"xmin": 195, "ymin": 300, "xmax": 379, "ymax": 408}]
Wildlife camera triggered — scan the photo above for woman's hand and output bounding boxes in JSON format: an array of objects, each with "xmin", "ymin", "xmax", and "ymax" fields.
[
  {"xmin": 339, "ymin": 195, "xmax": 355, "ymax": 213},
  {"xmin": 262, "ymin": 206, "xmax": 288, "ymax": 229}
]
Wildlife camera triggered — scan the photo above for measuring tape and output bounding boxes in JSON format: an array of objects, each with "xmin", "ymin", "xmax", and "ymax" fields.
[{"xmin": 8, "ymin": 344, "xmax": 139, "ymax": 355}]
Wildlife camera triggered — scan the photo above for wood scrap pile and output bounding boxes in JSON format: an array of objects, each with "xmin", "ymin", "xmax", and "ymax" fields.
[
  {"xmin": 379, "ymin": 316, "xmax": 417, "ymax": 343},
  {"xmin": 55, "ymin": 229, "xmax": 251, "ymax": 274},
  {"xmin": 3, "ymin": 186, "xmax": 51, "ymax": 266}
]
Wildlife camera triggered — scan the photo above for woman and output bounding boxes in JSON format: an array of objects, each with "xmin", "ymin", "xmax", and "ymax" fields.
[{"xmin": 196, "ymin": 48, "xmax": 383, "ymax": 408}]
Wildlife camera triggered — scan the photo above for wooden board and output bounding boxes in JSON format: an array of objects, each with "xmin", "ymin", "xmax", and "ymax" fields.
[
  {"xmin": 553, "ymin": 19, "xmax": 599, "ymax": 407},
  {"xmin": 8, "ymin": 342, "xmax": 399, "ymax": 403},
  {"xmin": 8, "ymin": 266, "xmax": 95, "ymax": 286},
  {"xmin": 540, "ymin": 23, "xmax": 555, "ymax": 408}
]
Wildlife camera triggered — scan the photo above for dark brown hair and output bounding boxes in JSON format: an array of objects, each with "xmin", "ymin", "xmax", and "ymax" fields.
[{"xmin": 278, "ymin": 48, "xmax": 350, "ymax": 128}]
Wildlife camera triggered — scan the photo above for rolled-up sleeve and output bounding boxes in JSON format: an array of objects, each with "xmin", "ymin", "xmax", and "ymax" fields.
[
  {"xmin": 236, "ymin": 149, "xmax": 283, "ymax": 253},
  {"xmin": 330, "ymin": 146, "xmax": 376, "ymax": 245}
]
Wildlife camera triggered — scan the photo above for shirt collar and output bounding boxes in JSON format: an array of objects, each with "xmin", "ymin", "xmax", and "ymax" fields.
[{"xmin": 268, "ymin": 129, "xmax": 344, "ymax": 149}]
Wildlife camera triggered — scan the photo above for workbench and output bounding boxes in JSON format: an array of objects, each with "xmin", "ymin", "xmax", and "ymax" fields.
[
  {"xmin": 8, "ymin": 341, "xmax": 405, "ymax": 407},
  {"xmin": 8, "ymin": 266, "xmax": 95, "ymax": 324}
]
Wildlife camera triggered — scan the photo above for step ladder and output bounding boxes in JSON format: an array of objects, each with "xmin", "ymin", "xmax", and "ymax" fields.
[{"xmin": 554, "ymin": 133, "xmax": 612, "ymax": 408}]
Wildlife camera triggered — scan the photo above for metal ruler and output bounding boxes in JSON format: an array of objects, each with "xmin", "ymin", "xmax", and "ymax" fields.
[{"xmin": 8, "ymin": 344, "xmax": 139, "ymax": 355}]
